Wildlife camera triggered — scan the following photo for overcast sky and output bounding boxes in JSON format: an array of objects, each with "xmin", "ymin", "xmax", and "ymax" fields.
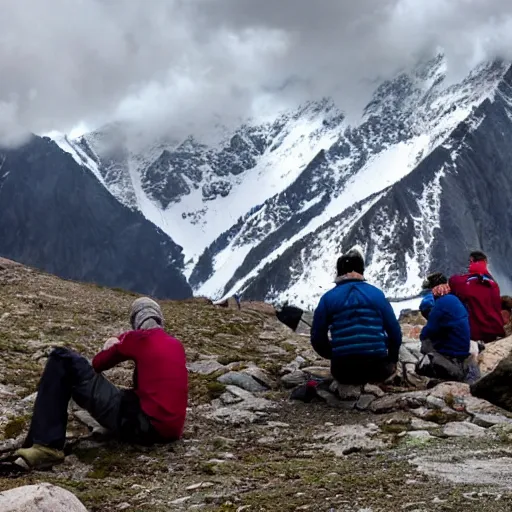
[{"xmin": 1, "ymin": 0, "xmax": 512, "ymax": 146}]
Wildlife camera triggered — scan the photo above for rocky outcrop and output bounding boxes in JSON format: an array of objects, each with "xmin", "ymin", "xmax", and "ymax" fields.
[
  {"xmin": 471, "ymin": 349, "xmax": 512, "ymax": 411},
  {"xmin": 0, "ymin": 483, "xmax": 87, "ymax": 512},
  {"xmin": 0, "ymin": 136, "xmax": 191, "ymax": 299}
]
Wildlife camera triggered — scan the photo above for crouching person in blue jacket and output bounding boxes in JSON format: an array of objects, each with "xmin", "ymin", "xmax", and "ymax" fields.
[
  {"xmin": 415, "ymin": 273, "xmax": 479, "ymax": 383},
  {"xmin": 311, "ymin": 246, "xmax": 402, "ymax": 385}
]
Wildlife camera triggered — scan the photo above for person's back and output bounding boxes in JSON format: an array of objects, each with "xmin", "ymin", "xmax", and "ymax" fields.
[
  {"xmin": 449, "ymin": 253, "xmax": 505, "ymax": 343},
  {"xmin": 311, "ymin": 246, "xmax": 402, "ymax": 385},
  {"xmin": 421, "ymin": 294, "xmax": 470, "ymax": 358},
  {"xmin": 93, "ymin": 315, "xmax": 188, "ymax": 439}
]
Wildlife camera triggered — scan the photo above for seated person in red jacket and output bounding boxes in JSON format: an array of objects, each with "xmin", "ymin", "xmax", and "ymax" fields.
[
  {"xmin": 449, "ymin": 251, "xmax": 505, "ymax": 343},
  {"xmin": 16, "ymin": 297, "xmax": 188, "ymax": 470}
]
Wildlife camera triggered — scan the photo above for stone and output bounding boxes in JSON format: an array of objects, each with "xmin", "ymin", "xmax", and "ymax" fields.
[
  {"xmin": 443, "ymin": 421, "xmax": 487, "ymax": 438},
  {"xmin": 223, "ymin": 385, "xmax": 274, "ymax": 411},
  {"xmin": 217, "ymin": 372, "xmax": 267, "ymax": 393},
  {"xmin": 242, "ymin": 366, "xmax": 276, "ymax": 389},
  {"xmin": 355, "ymin": 394, "xmax": 376, "ymax": 411},
  {"xmin": 187, "ymin": 360, "xmax": 226, "ymax": 375},
  {"xmin": 471, "ymin": 352, "xmax": 512, "ymax": 412},
  {"xmin": 411, "ymin": 406, "xmax": 466, "ymax": 424},
  {"xmin": 316, "ymin": 423, "xmax": 388, "ymax": 456},
  {"xmin": 471, "ymin": 413, "xmax": 512, "ymax": 428},
  {"xmin": 429, "ymin": 382, "xmax": 471, "ymax": 400},
  {"xmin": 426, "ymin": 396, "xmax": 447, "ymax": 410},
  {"xmin": 406, "ymin": 430, "xmax": 434, "ymax": 443},
  {"xmin": 208, "ymin": 407, "xmax": 257, "ymax": 425},
  {"xmin": 302, "ymin": 366, "xmax": 331, "ymax": 379},
  {"xmin": 281, "ymin": 356, "xmax": 307, "ymax": 374},
  {"xmin": 0, "ymin": 483, "xmax": 87, "ymax": 512},
  {"xmin": 410, "ymin": 418, "xmax": 440, "ymax": 430},
  {"xmin": 478, "ymin": 335, "xmax": 512, "ymax": 374},
  {"xmin": 363, "ymin": 384, "xmax": 385, "ymax": 398},
  {"xmin": 412, "ymin": 452, "xmax": 512, "ymax": 488},
  {"xmin": 399, "ymin": 345, "xmax": 419, "ymax": 364},
  {"xmin": 281, "ymin": 371, "xmax": 307, "ymax": 388},
  {"xmin": 370, "ymin": 394, "xmax": 403, "ymax": 413},
  {"xmin": 335, "ymin": 384, "xmax": 362, "ymax": 401}
]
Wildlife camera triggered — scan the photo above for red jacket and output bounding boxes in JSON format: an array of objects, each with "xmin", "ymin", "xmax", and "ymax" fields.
[
  {"xmin": 449, "ymin": 273, "xmax": 505, "ymax": 343},
  {"xmin": 92, "ymin": 328, "xmax": 188, "ymax": 439}
]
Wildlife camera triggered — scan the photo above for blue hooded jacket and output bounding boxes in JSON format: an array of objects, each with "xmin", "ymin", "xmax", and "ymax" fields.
[
  {"xmin": 419, "ymin": 292, "xmax": 435, "ymax": 319},
  {"xmin": 311, "ymin": 279, "xmax": 402, "ymax": 362},
  {"xmin": 420, "ymin": 294, "xmax": 470, "ymax": 358}
]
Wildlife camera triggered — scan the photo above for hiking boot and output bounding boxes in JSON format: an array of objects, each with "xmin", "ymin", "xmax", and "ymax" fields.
[{"xmin": 15, "ymin": 444, "xmax": 65, "ymax": 470}]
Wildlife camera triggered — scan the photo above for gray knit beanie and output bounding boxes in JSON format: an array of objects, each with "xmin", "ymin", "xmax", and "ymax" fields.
[{"xmin": 130, "ymin": 297, "xmax": 164, "ymax": 330}]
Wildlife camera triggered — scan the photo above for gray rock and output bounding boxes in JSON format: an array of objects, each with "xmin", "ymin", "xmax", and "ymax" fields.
[
  {"xmin": 443, "ymin": 421, "xmax": 488, "ymax": 438},
  {"xmin": 218, "ymin": 372, "xmax": 267, "ymax": 393},
  {"xmin": 471, "ymin": 413, "xmax": 512, "ymax": 428},
  {"xmin": 363, "ymin": 384, "xmax": 385, "ymax": 398},
  {"xmin": 335, "ymin": 384, "xmax": 362, "ymax": 401},
  {"xmin": 281, "ymin": 370, "xmax": 307, "ymax": 388},
  {"xmin": 281, "ymin": 356, "xmax": 307, "ymax": 374},
  {"xmin": 316, "ymin": 423, "xmax": 388, "ymax": 456},
  {"xmin": 406, "ymin": 430, "xmax": 434, "ymax": 443},
  {"xmin": 316, "ymin": 390, "xmax": 354, "ymax": 409},
  {"xmin": 356, "ymin": 394, "xmax": 376, "ymax": 411},
  {"xmin": 242, "ymin": 367, "xmax": 276, "ymax": 389},
  {"xmin": 187, "ymin": 360, "xmax": 226, "ymax": 375},
  {"xmin": 426, "ymin": 396, "xmax": 447, "ymax": 410},
  {"xmin": 208, "ymin": 407, "xmax": 257, "ymax": 425},
  {"xmin": 223, "ymin": 385, "xmax": 274, "ymax": 411},
  {"xmin": 410, "ymin": 418, "xmax": 440, "ymax": 431},
  {"xmin": 0, "ymin": 483, "xmax": 87, "ymax": 512},
  {"xmin": 303, "ymin": 366, "xmax": 331, "ymax": 379},
  {"xmin": 399, "ymin": 345, "xmax": 419, "ymax": 364}
]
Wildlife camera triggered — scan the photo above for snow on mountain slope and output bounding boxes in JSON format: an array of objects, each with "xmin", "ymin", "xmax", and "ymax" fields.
[
  {"xmin": 52, "ymin": 55, "xmax": 512, "ymax": 305},
  {"xmin": 64, "ymin": 101, "xmax": 346, "ymax": 265},
  {"xmin": 192, "ymin": 57, "xmax": 508, "ymax": 301}
]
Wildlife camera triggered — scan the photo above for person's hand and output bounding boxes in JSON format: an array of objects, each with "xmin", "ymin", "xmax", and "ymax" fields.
[{"xmin": 103, "ymin": 337, "xmax": 120, "ymax": 351}]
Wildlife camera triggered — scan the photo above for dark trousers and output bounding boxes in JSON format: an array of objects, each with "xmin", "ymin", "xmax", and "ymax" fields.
[
  {"xmin": 331, "ymin": 356, "xmax": 396, "ymax": 385},
  {"xmin": 24, "ymin": 347, "xmax": 161, "ymax": 450}
]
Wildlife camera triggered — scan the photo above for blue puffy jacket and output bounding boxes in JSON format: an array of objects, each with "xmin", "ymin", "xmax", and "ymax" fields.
[
  {"xmin": 419, "ymin": 292, "xmax": 435, "ymax": 319},
  {"xmin": 311, "ymin": 279, "xmax": 402, "ymax": 362},
  {"xmin": 420, "ymin": 294, "xmax": 470, "ymax": 358}
]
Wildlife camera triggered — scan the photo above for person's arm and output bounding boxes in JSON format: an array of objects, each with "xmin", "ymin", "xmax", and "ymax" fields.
[
  {"xmin": 92, "ymin": 331, "xmax": 134, "ymax": 373},
  {"xmin": 448, "ymin": 275, "xmax": 463, "ymax": 297},
  {"xmin": 419, "ymin": 293, "xmax": 434, "ymax": 320},
  {"xmin": 378, "ymin": 295, "xmax": 402, "ymax": 362},
  {"xmin": 310, "ymin": 296, "xmax": 332, "ymax": 360}
]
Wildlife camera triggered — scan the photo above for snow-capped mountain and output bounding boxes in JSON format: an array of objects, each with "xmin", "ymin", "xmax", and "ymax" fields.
[{"xmin": 55, "ymin": 54, "xmax": 512, "ymax": 307}]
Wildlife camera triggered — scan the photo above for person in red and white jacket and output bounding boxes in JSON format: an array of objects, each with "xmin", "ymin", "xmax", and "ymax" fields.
[
  {"xmin": 449, "ymin": 251, "xmax": 505, "ymax": 344},
  {"xmin": 16, "ymin": 297, "xmax": 188, "ymax": 470}
]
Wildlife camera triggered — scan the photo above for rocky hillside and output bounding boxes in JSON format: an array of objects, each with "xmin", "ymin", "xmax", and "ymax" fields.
[
  {"xmin": 2, "ymin": 259, "xmax": 512, "ymax": 511},
  {"xmin": 0, "ymin": 136, "xmax": 191, "ymax": 300},
  {"xmin": 58, "ymin": 55, "xmax": 512, "ymax": 306}
]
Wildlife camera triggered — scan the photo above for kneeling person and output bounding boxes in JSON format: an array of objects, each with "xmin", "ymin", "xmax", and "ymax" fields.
[
  {"xmin": 16, "ymin": 297, "xmax": 188, "ymax": 470},
  {"xmin": 311, "ymin": 246, "xmax": 402, "ymax": 385},
  {"xmin": 416, "ymin": 276, "xmax": 475, "ymax": 383}
]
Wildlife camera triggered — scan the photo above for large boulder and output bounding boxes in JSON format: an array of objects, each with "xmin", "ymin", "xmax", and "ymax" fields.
[
  {"xmin": 0, "ymin": 483, "xmax": 87, "ymax": 512},
  {"xmin": 471, "ymin": 352, "xmax": 512, "ymax": 411},
  {"xmin": 478, "ymin": 335, "xmax": 512, "ymax": 374}
]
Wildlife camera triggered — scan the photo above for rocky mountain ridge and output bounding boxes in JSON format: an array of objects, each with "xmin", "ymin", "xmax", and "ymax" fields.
[
  {"xmin": 0, "ymin": 136, "xmax": 192, "ymax": 300},
  {"xmin": 57, "ymin": 54, "xmax": 512, "ymax": 307}
]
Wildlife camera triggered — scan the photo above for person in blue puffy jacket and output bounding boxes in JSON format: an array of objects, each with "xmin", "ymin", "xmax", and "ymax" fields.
[
  {"xmin": 415, "ymin": 273, "xmax": 476, "ymax": 383},
  {"xmin": 311, "ymin": 246, "xmax": 402, "ymax": 385}
]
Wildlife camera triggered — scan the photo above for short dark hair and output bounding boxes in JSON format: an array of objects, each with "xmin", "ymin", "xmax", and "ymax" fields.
[
  {"xmin": 422, "ymin": 272, "xmax": 448, "ymax": 290},
  {"xmin": 336, "ymin": 249, "xmax": 365, "ymax": 276},
  {"xmin": 470, "ymin": 251, "xmax": 487, "ymax": 262}
]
